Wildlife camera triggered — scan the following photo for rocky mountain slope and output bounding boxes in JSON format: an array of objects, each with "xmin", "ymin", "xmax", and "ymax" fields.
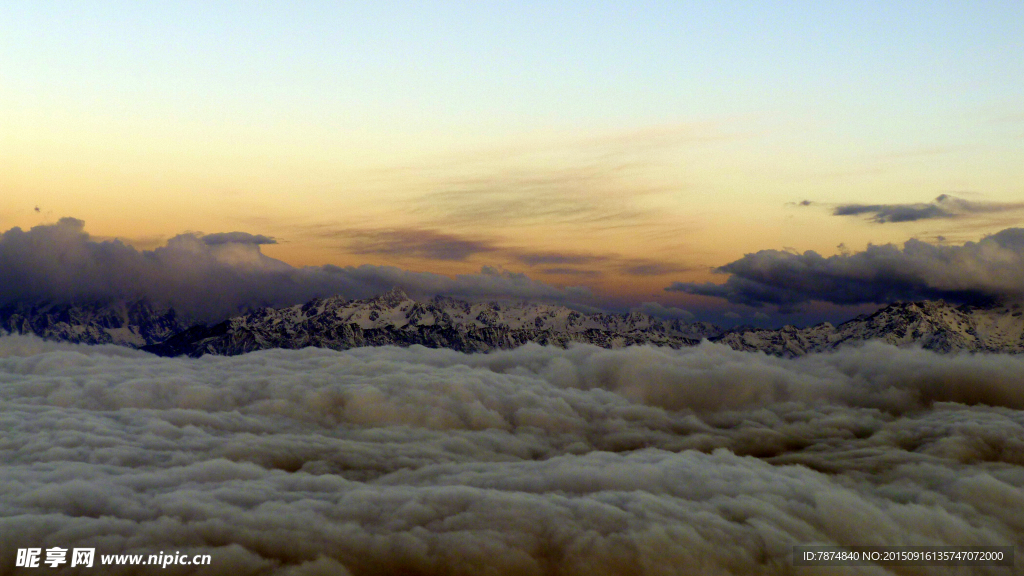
[
  {"xmin": 715, "ymin": 300, "xmax": 1024, "ymax": 357},
  {"xmin": 0, "ymin": 300, "xmax": 185, "ymax": 347},
  {"xmin": 142, "ymin": 289, "xmax": 712, "ymax": 357},
  {"xmin": 5, "ymin": 291, "xmax": 1023, "ymax": 357}
]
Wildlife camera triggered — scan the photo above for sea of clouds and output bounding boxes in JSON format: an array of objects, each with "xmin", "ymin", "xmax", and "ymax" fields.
[{"xmin": 2, "ymin": 336, "xmax": 1023, "ymax": 575}]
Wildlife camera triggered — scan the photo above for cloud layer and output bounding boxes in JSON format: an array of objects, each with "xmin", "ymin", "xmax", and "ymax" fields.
[
  {"xmin": 668, "ymin": 228, "xmax": 1024, "ymax": 308},
  {"xmin": 0, "ymin": 219, "xmax": 586, "ymax": 322},
  {"xmin": 2, "ymin": 336, "xmax": 1022, "ymax": 575}
]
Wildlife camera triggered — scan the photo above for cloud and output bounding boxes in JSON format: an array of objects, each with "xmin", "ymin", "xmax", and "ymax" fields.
[
  {"xmin": 834, "ymin": 202, "xmax": 951, "ymax": 223},
  {"xmin": 512, "ymin": 251, "xmax": 605, "ymax": 267},
  {"xmin": 337, "ymin": 228, "xmax": 498, "ymax": 261},
  {"xmin": 633, "ymin": 301, "xmax": 694, "ymax": 320},
  {"xmin": 0, "ymin": 219, "xmax": 587, "ymax": 322},
  {"xmin": 618, "ymin": 262, "xmax": 688, "ymax": 277},
  {"xmin": 540, "ymin": 267, "xmax": 602, "ymax": 277},
  {"xmin": 418, "ymin": 168, "xmax": 656, "ymax": 229},
  {"xmin": 1, "ymin": 336, "xmax": 1022, "ymax": 574},
  {"xmin": 515, "ymin": 252, "xmax": 686, "ymax": 278},
  {"xmin": 201, "ymin": 232, "xmax": 278, "ymax": 246},
  {"xmin": 833, "ymin": 194, "xmax": 1024, "ymax": 223},
  {"xmin": 403, "ymin": 124, "xmax": 716, "ymax": 231},
  {"xmin": 667, "ymin": 227, "xmax": 1024, "ymax": 308},
  {"xmin": 307, "ymin": 225, "xmax": 689, "ymax": 280}
]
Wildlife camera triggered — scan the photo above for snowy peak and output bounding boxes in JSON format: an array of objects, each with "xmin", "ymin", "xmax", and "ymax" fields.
[
  {"xmin": 713, "ymin": 300, "xmax": 1024, "ymax": 356},
  {"xmin": 370, "ymin": 287, "xmax": 412, "ymax": 308},
  {"xmin": 9, "ymin": 293, "xmax": 1024, "ymax": 358},
  {"xmin": 143, "ymin": 293, "xmax": 712, "ymax": 357},
  {"xmin": 0, "ymin": 299, "xmax": 186, "ymax": 347}
]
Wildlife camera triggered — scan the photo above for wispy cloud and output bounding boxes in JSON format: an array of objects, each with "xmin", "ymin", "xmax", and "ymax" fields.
[
  {"xmin": 511, "ymin": 251, "xmax": 607, "ymax": 267},
  {"xmin": 373, "ymin": 123, "xmax": 742, "ymax": 233},
  {"xmin": 334, "ymin": 228, "xmax": 499, "ymax": 261},
  {"xmin": 833, "ymin": 202, "xmax": 952, "ymax": 223},
  {"xmin": 305, "ymin": 225, "xmax": 690, "ymax": 280},
  {"xmin": 617, "ymin": 262, "xmax": 689, "ymax": 277},
  {"xmin": 832, "ymin": 194, "xmax": 1024, "ymax": 224},
  {"xmin": 540, "ymin": 267, "xmax": 603, "ymax": 277},
  {"xmin": 416, "ymin": 166, "xmax": 660, "ymax": 230}
]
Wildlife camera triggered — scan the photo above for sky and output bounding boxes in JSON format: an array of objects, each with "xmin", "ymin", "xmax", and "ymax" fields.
[{"xmin": 2, "ymin": 1, "xmax": 1023, "ymax": 325}]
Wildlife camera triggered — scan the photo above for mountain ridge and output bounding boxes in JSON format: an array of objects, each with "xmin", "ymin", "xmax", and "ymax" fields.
[
  {"xmin": 0, "ymin": 299, "xmax": 186, "ymax": 347},
  {"xmin": 4, "ymin": 290, "xmax": 1023, "ymax": 357},
  {"xmin": 141, "ymin": 288, "xmax": 711, "ymax": 357},
  {"xmin": 714, "ymin": 299, "xmax": 1024, "ymax": 356}
]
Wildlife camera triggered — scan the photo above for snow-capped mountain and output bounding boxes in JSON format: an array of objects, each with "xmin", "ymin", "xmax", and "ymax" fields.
[
  {"xmin": 7, "ymin": 291, "xmax": 1023, "ymax": 358},
  {"xmin": 142, "ymin": 288, "xmax": 710, "ymax": 357},
  {"xmin": 713, "ymin": 300, "xmax": 1024, "ymax": 357},
  {"xmin": 0, "ymin": 300, "xmax": 186, "ymax": 347}
]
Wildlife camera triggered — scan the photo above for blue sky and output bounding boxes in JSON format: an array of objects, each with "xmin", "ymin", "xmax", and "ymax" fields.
[{"xmin": 5, "ymin": 1, "xmax": 1021, "ymax": 133}]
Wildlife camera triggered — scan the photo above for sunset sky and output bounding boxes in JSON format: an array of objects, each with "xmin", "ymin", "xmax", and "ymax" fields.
[{"xmin": 2, "ymin": 1, "xmax": 1023, "ymax": 325}]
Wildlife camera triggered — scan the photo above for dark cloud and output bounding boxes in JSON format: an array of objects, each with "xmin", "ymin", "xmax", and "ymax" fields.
[
  {"xmin": 632, "ymin": 301, "xmax": 694, "ymax": 320},
  {"xmin": 513, "ymin": 251, "xmax": 605, "ymax": 266},
  {"xmin": 0, "ymin": 219, "xmax": 587, "ymax": 322},
  {"xmin": 201, "ymin": 232, "xmax": 277, "ymax": 245},
  {"xmin": 316, "ymin": 227, "xmax": 594, "ymax": 266},
  {"xmin": 339, "ymin": 228, "xmax": 498, "ymax": 261},
  {"xmin": 515, "ymin": 251, "xmax": 686, "ymax": 278},
  {"xmin": 834, "ymin": 194, "xmax": 1024, "ymax": 223},
  {"xmin": 1, "ymin": 337, "xmax": 1022, "ymax": 574},
  {"xmin": 540, "ymin": 267, "xmax": 602, "ymax": 277},
  {"xmin": 833, "ymin": 202, "xmax": 953, "ymax": 223},
  {"xmin": 667, "ymin": 228, "xmax": 1024, "ymax": 308},
  {"xmin": 618, "ymin": 262, "xmax": 688, "ymax": 277},
  {"xmin": 310, "ymin": 225, "xmax": 689, "ymax": 280}
]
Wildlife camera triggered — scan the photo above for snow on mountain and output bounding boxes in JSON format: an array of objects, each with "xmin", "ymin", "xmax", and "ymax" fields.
[
  {"xmin": 7, "ymin": 290, "xmax": 1023, "ymax": 358},
  {"xmin": 712, "ymin": 300, "xmax": 1024, "ymax": 357},
  {"xmin": 143, "ymin": 288, "xmax": 710, "ymax": 357},
  {"xmin": 0, "ymin": 300, "xmax": 186, "ymax": 347}
]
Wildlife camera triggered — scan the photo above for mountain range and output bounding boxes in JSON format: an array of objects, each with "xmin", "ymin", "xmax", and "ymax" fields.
[
  {"xmin": 142, "ymin": 288, "xmax": 716, "ymax": 357},
  {"xmin": 2, "ymin": 289, "xmax": 1023, "ymax": 357},
  {"xmin": 715, "ymin": 299, "xmax": 1024, "ymax": 356},
  {"xmin": 0, "ymin": 299, "xmax": 186, "ymax": 348}
]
